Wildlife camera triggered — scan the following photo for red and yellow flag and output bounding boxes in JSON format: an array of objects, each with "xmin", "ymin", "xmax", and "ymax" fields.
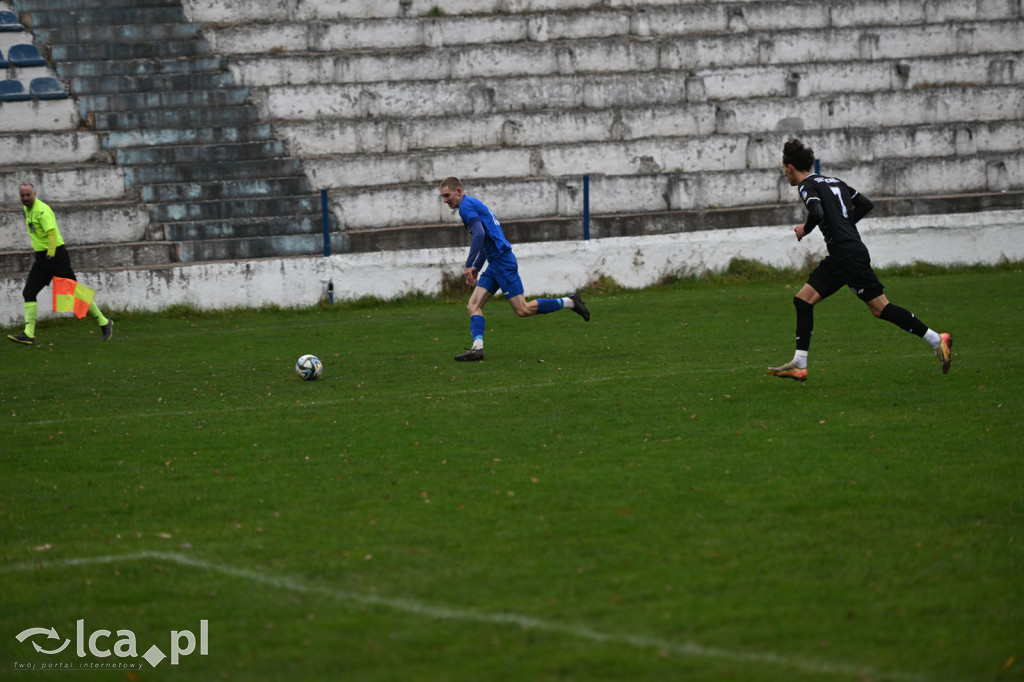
[{"xmin": 52, "ymin": 276, "xmax": 95, "ymax": 319}]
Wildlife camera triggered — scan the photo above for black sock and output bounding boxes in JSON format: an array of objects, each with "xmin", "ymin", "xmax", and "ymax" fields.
[
  {"xmin": 879, "ymin": 303, "xmax": 928, "ymax": 337},
  {"xmin": 794, "ymin": 297, "xmax": 813, "ymax": 352}
]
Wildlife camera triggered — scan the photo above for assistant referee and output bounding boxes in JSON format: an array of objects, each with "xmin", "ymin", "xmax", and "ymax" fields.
[{"xmin": 7, "ymin": 183, "xmax": 113, "ymax": 345}]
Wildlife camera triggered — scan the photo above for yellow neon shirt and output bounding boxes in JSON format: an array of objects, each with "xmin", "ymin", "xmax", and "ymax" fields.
[{"xmin": 23, "ymin": 199, "xmax": 64, "ymax": 253}]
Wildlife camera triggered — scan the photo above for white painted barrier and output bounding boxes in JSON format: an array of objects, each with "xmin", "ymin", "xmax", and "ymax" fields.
[{"xmin": 3, "ymin": 211, "xmax": 1021, "ymax": 327}]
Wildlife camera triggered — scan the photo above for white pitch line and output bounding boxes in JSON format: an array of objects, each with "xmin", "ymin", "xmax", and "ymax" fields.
[
  {"xmin": 11, "ymin": 366, "xmax": 758, "ymax": 427},
  {"xmin": 2, "ymin": 551, "xmax": 932, "ymax": 682}
]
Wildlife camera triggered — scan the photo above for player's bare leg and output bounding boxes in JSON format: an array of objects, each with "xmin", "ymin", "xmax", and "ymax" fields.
[
  {"xmin": 935, "ymin": 333, "xmax": 953, "ymax": 373},
  {"xmin": 507, "ymin": 293, "xmax": 590, "ymax": 321}
]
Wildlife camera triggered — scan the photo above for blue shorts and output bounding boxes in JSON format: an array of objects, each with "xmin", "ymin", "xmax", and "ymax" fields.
[{"xmin": 477, "ymin": 251, "xmax": 524, "ymax": 299}]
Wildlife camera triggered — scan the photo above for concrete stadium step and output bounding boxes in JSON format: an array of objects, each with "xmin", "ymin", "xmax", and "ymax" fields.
[
  {"xmin": 715, "ymin": 85, "xmax": 1024, "ymax": 135},
  {"xmin": 0, "ymin": 97, "xmax": 79, "ymax": 134},
  {"xmin": 301, "ymin": 135, "xmax": 748, "ymax": 190},
  {"xmin": 231, "ymin": 19, "xmax": 1024, "ymax": 89},
  {"xmin": 22, "ymin": 7, "xmax": 187, "ymax": 29},
  {"xmin": 258, "ymin": 73, "xmax": 687, "ymax": 120},
  {"xmin": 55, "ymin": 55, "xmax": 226, "ymax": 79},
  {"xmin": 139, "ymin": 176, "xmax": 312, "ymax": 202},
  {"xmin": 0, "ymin": 165, "xmax": 124, "ymax": 204},
  {"xmin": 745, "ymin": 121, "xmax": 1024, "ymax": 170},
  {"xmin": 159, "ymin": 213, "xmax": 322, "ymax": 241},
  {"xmin": 115, "ymin": 140, "xmax": 286, "ymax": 166},
  {"xmin": 184, "ymin": 0, "xmax": 1016, "ymax": 23},
  {"xmin": 275, "ymin": 105, "xmax": 1024, "ymax": 163},
  {"xmin": 69, "ymin": 71, "xmax": 236, "ymax": 96},
  {"xmin": 276, "ymin": 119, "xmax": 1024, "ymax": 193},
  {"xmin": 339, "ymin": 190, "xmax": 1024, "ymax": 254},
  {"xmin": 203, "ymin": 1, "xmax": 1021, "ymax": 55},
  {"xmin": 9, "ymin": 0, "xmax": 392, "ymax": 267},
  {"xmin": 274, "ymin": 104, "xmax": 717, "ymax": 157},
  {"xmin": 0, "ymin": 200, "xmax": 151, "ymax": 251},
  {"xmin": 204, "ymin": 13, "xmax": 632, "ymax": 55},
  {"xmin": 34, "ymin": 22, "xmax": 203, "ymax": 47},
  {"xmin": 102, "ymin": 123, "xmax": 274, "ymax": 149},
  {"xmin": 0, "ymin": 130, "xmax": 102, "ymax": 165},
  {"xmin": 78, "ymin": 87, "xmax": 250, "ymax": 114},
  {"xmin": 174, "ymin": 233, "xmax": 327, "ymax": 263},
  {"xmin": 51, "ymin": 38, "xmax": 211, "ymax": 62},
  {"xmin": 16, "ymin": 0, "xmax": 178, "ymax": 10},
  {"xmin": 673, "ymin": 21, "xmax": 1024, "ymax": 70},
  {"xmin": 182, "ymin": 0, "xmax": 649, "ymax": 22},
  {"xmin": 326, "ymin": 151, "xmax": 1024, "ymax": 230},
  {"xmin": 694, "ymin": 53, "xmax": 1024, "ymax": 101},
  {"xmin": 261, "ymin": 78, "xmax": 1023, "ymax": 135},
  {"xmin": 153, "ymin": 195, "xmax": 319, "ymax": 226},
  {"xmin": 123, "ymin": 158, "xmax": 304, "ymax": 186},
  {"xmin": 90, "ymin": 105, "xmax": 261, "ymax": 132},
  {"xmin": 0, "ymin": 241, "xmax": 177, "ymax": 274}
]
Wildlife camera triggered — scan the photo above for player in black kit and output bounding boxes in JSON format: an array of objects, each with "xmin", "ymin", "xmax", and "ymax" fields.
[{"xmin": 768, "ymin": 139, "xmax": 952, "ymax": 381}]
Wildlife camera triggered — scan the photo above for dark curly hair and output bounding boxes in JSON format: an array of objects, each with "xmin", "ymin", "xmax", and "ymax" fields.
[{"xmin": 782, "ymin": 138, "xmax": 816, "ymax": 172}]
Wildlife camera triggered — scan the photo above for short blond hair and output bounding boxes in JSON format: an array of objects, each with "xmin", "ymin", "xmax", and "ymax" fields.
[{"xmin": 440, "ymin": 176, "xmax": 462, "ymax": 191}]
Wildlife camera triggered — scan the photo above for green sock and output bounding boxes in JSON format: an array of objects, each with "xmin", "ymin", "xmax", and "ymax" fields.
[
  {"xmin": 88, "ymin": 302, "xmax": 109, "ymax": 327},
  {"xmin": 24, "ymin": 301, "xmax": 38, "ymax": 337}
]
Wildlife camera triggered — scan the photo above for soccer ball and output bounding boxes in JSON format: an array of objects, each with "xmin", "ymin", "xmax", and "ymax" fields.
[{"xmin": 295, "ymin": 354, "xmax": 323, "ymax": 381}]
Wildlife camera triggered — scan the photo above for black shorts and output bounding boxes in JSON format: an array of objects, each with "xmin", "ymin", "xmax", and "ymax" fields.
[
  {"xmin": 23, "ymin": 246, "xmax": 77, "ymax": 302},
  {"xmin": 807, "ymin": 251, "xmax": 884, "ymax": 302}
]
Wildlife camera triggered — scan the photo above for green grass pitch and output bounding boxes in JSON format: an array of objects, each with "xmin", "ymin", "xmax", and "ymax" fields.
[{"xmin": 1, "ymin": 264, "xmax": 1022, "ymax": 681}]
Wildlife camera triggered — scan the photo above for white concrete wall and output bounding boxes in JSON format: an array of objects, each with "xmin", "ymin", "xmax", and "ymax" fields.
[
  {"xmin": 187, "ymin": 0, "xmax": 1017, "ymax": 25},
  {"xmin": 229, "ymin": 22, "xmax": 1024, "ymax": 88},
  {"xmin": 3, "ymin": 212, "xmax": 1021, "ymax": 327},
  {"xmin": 0, "ymin": 202, "xmax": 150, "ymax": 250},
  {"xmin": 325, "ymin": 151, "xmax": 1024, "ymax": 230},
  {"xmin": 0, "ymin": 165, "xmax": 125, "ymax": 204},
  {"xmin": 0, "ymin": 131, "xmax": 102, "ymax": 166},
  {"xmin": 0, "ymin": 97, "xmax": 79, "ymax": 133},
  {"xmin": 186, "ymin": 0, "xmax": 794, "ymax": 23}
]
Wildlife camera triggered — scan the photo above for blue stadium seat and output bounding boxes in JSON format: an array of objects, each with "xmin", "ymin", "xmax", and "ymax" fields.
[
  {"xmin": 0, "ymin": 49, "xmax": 8, "ymax": 69},
  {"xmin": 29, "ymin": 77, "xmax": 68, "ymax": 100},
  {"xmin": 0, "ymin": 79, "xmax": 32, "ymax": 102},
  {"xmin": 0, "ymin": 10, "xmax": 25, "ymax": 32},
  {"xmin": 8, "ymin": 43, "xmax": 46, "ymax": 67}
]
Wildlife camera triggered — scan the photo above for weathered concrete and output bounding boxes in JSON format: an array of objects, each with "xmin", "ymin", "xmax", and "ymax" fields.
[
  {"xmin": 717, "ymin": 85, "xmax": 1023, "ymax": 133},
  {"xmin": 5, "ymin": 0, "xmax": 1022, "ymax": 281},
  {"xmin": 254, "ymin": 78, "xmax": 1022, "ymax": 132},
  {"xmin": 0, "ymin": 96, "xmax": 78, "ymax": 132},
  {"xmin": 322, "ymin": 153, "xmax": 1024, "ymax": 230},
  {"xmin": 0, "ymin": 200, "xmax": 149, "ymax": 250},
  {"xmin": 3, "ymin": 210, "xmax": 1021, "ymax": 328},
  {"xmin": 300, "ymin": 119, "xmax": 1024, "ymax": 194},
  {"xmin": 185, "ymin": 0, "xmax": 1020, "ymax": 23},
  {"xmin": 1, "ymin": 30, "xmax": 30, "ymax": 55},
  {"xmin": 0, "ymin": 165, "xmax": 125, "ymax": 204},
  {"xmin": 0, "ymin": 130, "xmax": 102, "ymax": 165},
  {"xmin": 201, "ymin": 3, "xmax": 1024, "ymax": 56},
  {"xmin": 274, "ymin": 104, "xmax": 718, "ymax": 157},
  {"xmin": 694, "ymin": 52, "xmax": 1024, "ymax": 99},
  {"xmin": 184, "ymin": 0, "xmax": 717, "ymax": 23},
  {"xmin": 226, "ymin": 21, "xmax": 1024, "ymax": 86}
]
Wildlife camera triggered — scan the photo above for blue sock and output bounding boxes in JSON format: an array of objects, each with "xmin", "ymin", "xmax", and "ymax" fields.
[
  {"xmin": 470, "ymin": 315, "xmax": 485, "ymax": 342},
  {"xmin": 536, "ymin": 298, "xmax": 563, "ymax": 314}
]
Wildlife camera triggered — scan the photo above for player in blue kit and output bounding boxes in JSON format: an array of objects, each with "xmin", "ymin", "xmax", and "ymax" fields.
[
  {"xmin": 768, "ymin": 139, "xmax": 952, "ymax": 381},
  {"xmin": 440, "ymin": 176, "xmax": 589, "ymax": 361}
]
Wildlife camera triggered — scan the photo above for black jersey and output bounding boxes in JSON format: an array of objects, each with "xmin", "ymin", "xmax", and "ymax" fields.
[{"xmin": 797, "ymin": 173, "xmax": 873, "ymax": 256}]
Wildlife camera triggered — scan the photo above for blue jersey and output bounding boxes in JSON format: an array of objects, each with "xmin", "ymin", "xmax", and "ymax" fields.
[{"xmin": 459, "ymin": 195, "xmax": 512, "ymax": 264}]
